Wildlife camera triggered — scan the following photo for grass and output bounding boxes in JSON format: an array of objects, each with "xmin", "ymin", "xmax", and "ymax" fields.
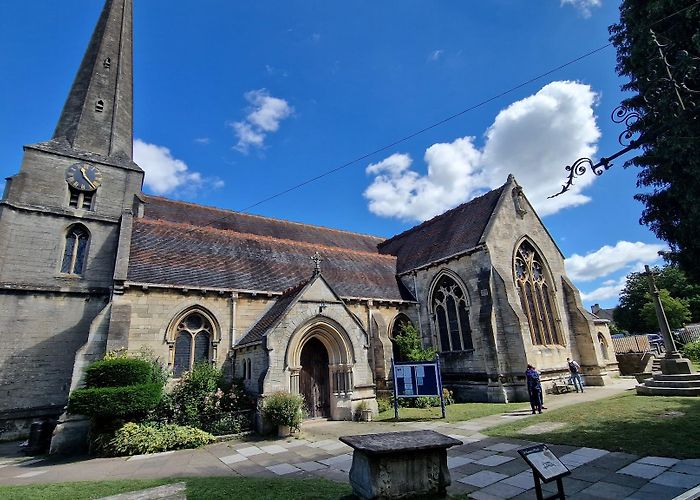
[
  {"xmin": 485, "ymin": 392, "xmax": 700, "ymax": 458},
  {"xmin": 377, "ymin": 401, "xmax": 529, "ymax": 423},
  {"xmin": 0, "ymin": 477, "xmax": 353, "ymax": 500}
]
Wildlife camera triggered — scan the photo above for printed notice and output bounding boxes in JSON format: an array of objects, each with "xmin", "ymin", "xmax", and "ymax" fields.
[{"xmin": 518, "ymin": 444, "xmax": 569, "ymax": 482}]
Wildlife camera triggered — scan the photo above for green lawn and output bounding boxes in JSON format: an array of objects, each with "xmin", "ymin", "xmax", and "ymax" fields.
[
  {"xmin": 377, "ymin": 401, "xmax": 529, "ymax": 423},
  {"xmin": 486, "ymin": 392, "xmax": 700, "ymax": 458},
  {"xmin": 0, "ymin": 477, "xmax": 353, "ymax": 500}
]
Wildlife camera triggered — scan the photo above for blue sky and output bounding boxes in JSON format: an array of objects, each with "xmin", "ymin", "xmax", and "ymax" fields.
[{"xmin": 0, "ymin": 0, "xmax": 667, "ymax": 308}]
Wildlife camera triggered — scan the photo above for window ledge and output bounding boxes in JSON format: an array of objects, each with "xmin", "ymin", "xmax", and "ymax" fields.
[{"xmin": 56, "ymin": 273, "xmax": 84, "ymax": 280}]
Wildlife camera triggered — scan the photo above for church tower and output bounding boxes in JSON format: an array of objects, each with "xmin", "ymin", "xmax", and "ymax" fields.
[{"xmin": 0, "ymin": 0, "xmax": 142, "ymax": 436}]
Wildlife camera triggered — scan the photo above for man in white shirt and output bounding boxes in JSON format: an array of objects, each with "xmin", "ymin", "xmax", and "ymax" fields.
[{"xmin": 566, "ymin": 358, "xmax": 584, "ymax": 393}]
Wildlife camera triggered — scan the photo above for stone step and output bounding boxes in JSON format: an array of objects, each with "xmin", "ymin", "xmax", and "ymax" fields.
[
  {"xmin": 653, "ymin": 373, "xmax": 700, "ymax": 382},
  {"xmin": 636, "ymin": 384, "xmax": 700, "ymax": 396},
  {"xmin": 644, "ymin": 379, "xmax": 700, "ymax": 389}
]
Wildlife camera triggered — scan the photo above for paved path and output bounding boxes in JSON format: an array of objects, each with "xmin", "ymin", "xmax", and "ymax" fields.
[{"xmin": 2, "ymin": 379, "xmax": 699, "ymax": 499}]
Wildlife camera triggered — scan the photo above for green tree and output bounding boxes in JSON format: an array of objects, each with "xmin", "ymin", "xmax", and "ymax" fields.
[
  {"xmin": 614, "ymin": 264, "xmax": 700, "ymax": 332},
  {"xmin": 609, "ymin": 1, "xmax": 700, "ymax": 281},
  {"xmin": 394, "ymin": 323, "xmax": 437, "ymax": 362},
  {"xmin": 641, "ymin": 288, "xmax": 691, "ymax": 330}
]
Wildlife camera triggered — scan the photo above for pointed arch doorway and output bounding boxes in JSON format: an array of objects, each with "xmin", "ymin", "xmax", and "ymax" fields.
[{"xmin": 299, "ymin": 338, "xmax": 330, "ymax": 418}]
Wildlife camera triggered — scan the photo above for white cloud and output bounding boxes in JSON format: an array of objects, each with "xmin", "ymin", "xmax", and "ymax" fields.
[
  {"xmin": 231, "ymin": 89, "xmax": 293, "ymax": 153},
  {"xmin": 134, "ymin": 139, "xmax": 223, "ymax": 196},
  {"xmin": 566, "ymin": 241, "xmax": 666, "ymax": 282},
  {"xmin": 429, "ymin": 49, "xmax": 444, "ymax": 61},
  {"xmin": 560, "ymin": 0, "xmax": 602, "ymax": 18},
  {"xmin": 364, "ymin": 81, "xmax": 601, "ymax": 221},
  {"xmin": 580, "ymin": 275, "xmax": 627, "ymax": 302}
]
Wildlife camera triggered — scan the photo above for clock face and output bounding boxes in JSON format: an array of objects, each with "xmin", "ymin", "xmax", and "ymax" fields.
[{"xmin": 66, "ymin": 163, "xmax": 102, "ymax": 192}]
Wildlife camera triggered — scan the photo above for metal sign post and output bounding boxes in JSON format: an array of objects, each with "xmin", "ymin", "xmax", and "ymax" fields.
[{"xmin": 518, "ymin": 444, "xmax": 570, "ymax": 500}]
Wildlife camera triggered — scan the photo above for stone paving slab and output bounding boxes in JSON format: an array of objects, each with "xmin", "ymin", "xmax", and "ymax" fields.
[
  {"xmin": 98, "ymin": 482, "xmax": 187, "ymax": 500},
  {"xmin": 458, "ymin": 470, "xmax": 509, "ymax": 488},
  {"xmin": 618, "ymin": 462, "xmax": 668, "ymax": 479}
]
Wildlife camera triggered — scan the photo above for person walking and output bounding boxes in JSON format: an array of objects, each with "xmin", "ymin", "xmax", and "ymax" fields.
[
  {"xmin": 525, "ymin": 364, "xmax": 543, "ymax": 414},
  {"xmin": 567, "ymin": 357, "xmax": 584, "ymax": 393}
]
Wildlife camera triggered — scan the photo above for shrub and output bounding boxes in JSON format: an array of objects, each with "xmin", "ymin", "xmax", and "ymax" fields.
[
  {"xmin": 394, "ymin": 323, "xmax": 437, "ymax": 362},
  {"xmin": 207, "ymin": 413, "xmax": 251, "ymax": 435},
  {"xmin": 376, "ymin": 396, "xmax": 392, "ymax": 413},
  {"xmin": 68, "ymin": 383, "xmax": 162, "ymax": 419},
  {"xmin": 683, "ymin": 340, "xmax": 700, "ymax": 363},
  {"xmin": 109, "ymin": 422, "xmax": 215, "ymax": 456},
  {"xmin": 85, "ymin": 358, "xmax": 154, "ymax": 388},
  {"xmin": 263, "ymin": 392, "xmax": 305, "ymax": 430}
]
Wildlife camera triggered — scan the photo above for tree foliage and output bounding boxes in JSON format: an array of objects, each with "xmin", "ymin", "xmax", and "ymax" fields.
[
  {"xmin": 641, "ymin": 288, "xmax": 692, "ymax": 329},
  {"xmin": 394, "ymin": 323, "xmax": 437, "ymax": 362},
  {"xmin": 614, "ymin": 264, "xmax": 700, "ymax": 332},
  {"xmin": 609, "ymin": 1, "xmax": 700, "ymax": 281}
]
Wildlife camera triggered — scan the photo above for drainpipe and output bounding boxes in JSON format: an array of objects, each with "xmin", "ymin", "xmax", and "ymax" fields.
[{"xmin": 230, "ymin": 292, "xmax": 238, "ymax": 349}]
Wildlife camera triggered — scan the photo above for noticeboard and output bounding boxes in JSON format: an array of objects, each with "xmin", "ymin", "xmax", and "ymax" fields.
[
  {"xmin": 392, "ymin": 358, "xmax": 446, "ymax": 419},
  {"xmin": 518, "ymin": 444, "xmax": 570, "ymax": 482},
  {"xmin": 394, "ymin": 364, "xmax": 439, "ymax": 397}
]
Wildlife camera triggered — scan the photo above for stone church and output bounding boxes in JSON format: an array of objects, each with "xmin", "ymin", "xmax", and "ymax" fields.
[{"xmin": 0, "ymin": 0, "xmax": 618, "ymax": 444}]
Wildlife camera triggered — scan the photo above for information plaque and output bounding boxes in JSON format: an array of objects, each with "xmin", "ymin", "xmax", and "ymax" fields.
[{"xmin": 518, "ymin": 444, "xmax": 570, "ymax": 500}]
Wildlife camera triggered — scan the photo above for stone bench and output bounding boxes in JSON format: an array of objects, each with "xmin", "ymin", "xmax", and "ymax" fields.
[{"xmin": 339, "ymin": 430, "xmax": 462, "ymax": 499}]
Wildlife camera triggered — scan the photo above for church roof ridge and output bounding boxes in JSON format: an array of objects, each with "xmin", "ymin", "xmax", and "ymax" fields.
[
  {"xmin": 142, "ymin": 195, "xmax": 386, "ymax": 242},
  {"xmin": 135, "ymin": 217, "xmax": 398, "ymax": 261},
  {"xmin": 378, "ymin": 182, "xmax": 508, "ymax": 249}
]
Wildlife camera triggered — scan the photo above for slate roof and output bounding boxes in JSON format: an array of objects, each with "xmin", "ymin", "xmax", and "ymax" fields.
[
  {"xmin": 236, "ymin": 280, "xmax": 309, "ymax": 347},
  {"xmin": 378, "ymin": 185, "xmax": 506, "ymax": 274},
  {"xmin": 127, "ymin": 196, "xmax": 411, "ymax": 301}
]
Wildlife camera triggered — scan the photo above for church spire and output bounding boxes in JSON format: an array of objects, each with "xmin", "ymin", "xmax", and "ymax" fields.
[{"xmin": 53, "ymin": 0, "xmax": 133, "ymax": 159}]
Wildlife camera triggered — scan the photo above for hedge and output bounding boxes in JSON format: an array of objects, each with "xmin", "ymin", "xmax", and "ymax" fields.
[
  {"xmin": 85, "ymin": 358, "xmax": 155, "ymax": 388},
  {"xmin": 68, "ymin": 383, "xmax": 162, "ymax": 418},
  {"xmin": 109, "ymin": 422, "xmax": 215, "ymax": 456}
]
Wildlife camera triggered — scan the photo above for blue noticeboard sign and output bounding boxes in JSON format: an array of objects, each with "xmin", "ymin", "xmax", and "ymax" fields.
[{"xmin": 392, "ymin": 357, "xmax": 446, "ymax": 419}]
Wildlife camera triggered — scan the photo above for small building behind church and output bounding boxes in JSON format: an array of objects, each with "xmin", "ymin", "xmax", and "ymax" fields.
[{"xmin": 0, "ymin": 0, "xmax": 618, "ymax": 445}]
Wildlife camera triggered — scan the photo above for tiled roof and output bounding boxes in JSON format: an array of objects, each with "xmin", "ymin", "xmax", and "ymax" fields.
[
  {"xmin": 236, "ymin": 280, "xmax": 308, "ymax": 347},
  {"xmin": 142, "ymin": 196, "xmax": 383, "ymax": 252},
  {"xmin": 378, "ymin": 185, "xmax": 506, "ymax": 274},
  {"xmin": 127, "ymin": 197, "xmax": 411, "ymax": 301}
]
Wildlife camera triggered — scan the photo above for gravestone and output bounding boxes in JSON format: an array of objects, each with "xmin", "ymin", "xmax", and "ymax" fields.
[{"xmin": 340, "ymin": 430, "xmax": 462, "ymax": 499}]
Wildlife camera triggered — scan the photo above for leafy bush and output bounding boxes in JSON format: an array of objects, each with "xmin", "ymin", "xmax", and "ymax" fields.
[
  {"xmin": 394, "ymin": 323, "xmax": 437, "ymax": 362},
  {"xmin": 68, "ymin": 383, "xmax": 163, "ymax": 419},
  {"xmin": 443, "ymin": 388, "xmax": 454, "ymax": 405},
  {"xmin": 109, "ymin": 422, "xmax": 214, "ymax": 456},
  {"xmin": 85, "ymin": 358, "xmax": 154, "ymax": 388},
  {"xmin": 148, "ymin": 366, "xmax": 253, "ymax": 435},
  {"xmin": 263, "ymin": 392, "xmax": 305, "ymax": 430},
  {"xmin": 103, "ymin": 346, "xmax": 170, "ymax": 387},
  {"xmin": 207, "ymin": 413, "xmax": 251, "ymax": 435},
  {"xmin": 377, "ymin": 396, "xmax": 392, "ymax": 413},
  {"xmin": 683, "ymin": 340, "xmax": 700, "ymax": 363}
]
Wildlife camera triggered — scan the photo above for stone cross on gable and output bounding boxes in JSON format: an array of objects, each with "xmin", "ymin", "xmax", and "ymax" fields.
[{"xmin": 311, "ymin": 252, "xmax": 322, "ymax": 274}]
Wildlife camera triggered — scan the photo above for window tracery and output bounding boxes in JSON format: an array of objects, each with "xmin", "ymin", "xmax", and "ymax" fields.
[
  {"xmin": 432, "ymin": 275, "xmax": 473, "ymax": 352},
  {"xmin": 173, "ymin": 312, "xmax": 213, "ymax": 377},
  {"xmin": 514, "ymin": 241, "xmax": 562, "ymax": 345},
  {"xmin": 60, "ymin": 224, "xmax": 89, "ymax": 275}
]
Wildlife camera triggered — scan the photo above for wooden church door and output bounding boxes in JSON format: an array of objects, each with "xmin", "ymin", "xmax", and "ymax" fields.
[{"xmin": 299, "ymin": 338, "xmax": 330, "ymax": 418}]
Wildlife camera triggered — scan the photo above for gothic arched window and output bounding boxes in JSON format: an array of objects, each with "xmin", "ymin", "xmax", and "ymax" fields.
[
  {"xmin": 61, "ymin": 224, "xmax": 89, "ymax": 275},
  {"xmin": 173, "ymin": 312, "xmax": 213, "ymax": 377},
  {"xmin": 390, "ymin": 313, "xmax": 413, "ymax": 362},
  {"xmin": 432, "ymin": 275, "xmax": 473, "ymax": 352},
  {"xmin": 514, "ymin": 241, "xmax": 562, "ymax": 345}
]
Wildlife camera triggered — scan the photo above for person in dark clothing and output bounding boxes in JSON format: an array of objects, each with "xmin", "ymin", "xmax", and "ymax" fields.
[
  {"xmin": 526, "ymin": 364, "xmax": 543, "ymax": 414},
  {"xmin": 567, "ymin": 357, "xmax": 584, "ymax": 393}
]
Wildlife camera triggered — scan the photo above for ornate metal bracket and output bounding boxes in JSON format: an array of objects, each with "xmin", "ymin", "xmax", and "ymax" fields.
[{"xmin": 550, "ymin": 30, "xmax": 698, "ymax": 199}]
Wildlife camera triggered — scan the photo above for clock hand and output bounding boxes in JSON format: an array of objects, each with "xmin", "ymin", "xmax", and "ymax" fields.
[{"xmin": 80, "ymin": 166, "xmax": 96, "ymax": 189}]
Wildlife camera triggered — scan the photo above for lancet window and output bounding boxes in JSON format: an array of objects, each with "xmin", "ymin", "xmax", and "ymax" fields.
[
  {"xmin": 60, "ymin": 224, "xmax": 89, "ymax": 275},
  {"xmin": 514, "ymin": 241, "xmax": 562, "ymax": 345},
  {"xmin": 173, "ymin": 312, "xmax": 213, "ymax": 377},
  {"xmin": 432, "ymin": 275, "xmax": 473, "ymax": 352}
]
